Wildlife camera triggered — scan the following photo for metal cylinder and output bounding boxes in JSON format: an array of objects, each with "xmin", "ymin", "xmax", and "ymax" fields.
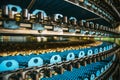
[
  {"xmin": 52, "ymin": 14, "xmax": 57, "ymax": 22},
  {"xmin": 15, "ymin": 13, "xmax": 21, "ymax": 21},
  {"xmin": 79, "ymin": 20, "xmax": 84, "ymax": 27},
  {"xmin": 95, "ymin": 24, "xmax": 99, "ymax": 30},
  {"xmin": 58, "ymin": 66, "xmax": 64, "ymax": 74},
  {"xmin": 3, "ymin": 5, "xmax": 8, "ymax": 16},
  {"xmin": 67, "ymin": 64, "xmax": 72, "ymax": 71},
  {"xmin": 9, "ymin": 10, "xmax": 15, "ymax": 19},
  {"xmin": 73, "ymin": 19, "xmax": 77, "ymax": 25},
  {"xmin": 63, "ymin": 16, "xmax": 67, "ymax": 23},
  {"xmin": 85, "ymin": 22, "xmax": 89, "ymax": 28},
  {"xmin": 75, "ymin": 62, "xmax": 80, "ymax": 68},
  {"xmin": 30, "ymin": 14, "xmax": 36, "ymax": 22},
  {"xmin": 38, "ymin": 12, "xmax": 44, "ymax": 20},
  {"xmin": 91, "ymin": 23, "xmax": 94, "ymax": 29},
  {"xmin": 23, "ymin": 9, "xmax": 28, "ymax": 19}
]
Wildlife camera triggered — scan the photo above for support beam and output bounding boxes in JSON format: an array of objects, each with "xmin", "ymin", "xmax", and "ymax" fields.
[{"xmin": 86, "ymin": 17, "xmax": 101, "ymax": 21}]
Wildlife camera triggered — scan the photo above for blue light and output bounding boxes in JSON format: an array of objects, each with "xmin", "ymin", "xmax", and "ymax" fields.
[
  {"xmin": 28, "ymin": 57, "xmax": 43, "ymax": 67},
  {"xmin": 7, "ymin": 4, "xmax": 22, "ymax": 13},
  {"xmin": 0, "ymin": 60, "xmax": 19, "ymax": 72},
  {"xmin": 50, "ymin": 55, "xmax": 61, "ymax": 64},
  {"xmin": 32, "ymin": 9, "xmax": 47, "ymax": 17}
]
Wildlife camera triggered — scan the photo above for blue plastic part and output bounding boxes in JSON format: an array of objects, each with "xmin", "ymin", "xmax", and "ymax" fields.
[
  {"xmin": 3, "ymin": 21, "xmax": 20, "ymax": 29},
  {"xmin": 0, "ymin": 60, "xmax": 19, "ymax": 72},
  {"xmin": 7, "ymin": 4, "xmax": 22, "ymax": 13},
  {"xmin": 28, "ymin": 57, "xmax": 43, "ymax": 67},
  {"xmin": 32, "ymin": 9, "xmax": 47, "ymax": 17}
]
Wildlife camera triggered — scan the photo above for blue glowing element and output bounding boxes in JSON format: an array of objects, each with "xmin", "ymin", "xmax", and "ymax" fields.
[
  {"xmin": 94, "ymin": 48, "xmax": 98, "ymax": 54},
  {"xmin": 104, "ymin": 47, "xmax": 106, "ymax": 51},
  {"xmin": 32, "ymin": 9, "xmax": 47, "ymax": 17},
  {"xmin": 28, "ymin": 57, "xmax": 43, "ymax": 67},
  {"xmin": 32, "ymin": 23, "xmax": 45, "ymax": 30},
  {"xmin": 69, "ymin": 17, "xmax": 77, "ymax": 21},
  {"xmin": 104, "ymin": 65, "xmax": 107, "ymax": 70},
  {"xmin": 99, "ymin": 47, "xmax": 103, "ymax": 53},
  {"xmin": 0, "ymin": 60, "xmax": 19, "ymax": 72},
  {"xmin": 7, "ymin": 4, "xmax": 22, "ymax": 13},
  {"xmin": 79, "ymin": 51, "xmax": 85, "ymax": 58},
  {"xmin": 50, "ymin": 55, "xmax": 61, "ymax": 64},
  {"xmin": 66, "ymin": 52, "xmax": 75, "ymax": 61},
  {"xmin": 87, "ymin": 49, "xmax": 93, "ymax": 56},
  {"xmin": 96, "ymin": 70, "xmax": 100, "ymax": 77},
  {"xmin": 90, "ymin": 74, "xmax": 95, "ymax": 80},
  {"xmin": 54, "ymin": 14, "xmax": 63, "ymax": 19},
  {"xmin": 3, "ymin": 21, "xmax": 20, "ymax": 29},
  {"xmin": 82, "ymin": 20, "xmax": 86, "ymax": 22},
  {"xmin": 101, "ymin": 67, "xmax": 104, "ymax": 73}
]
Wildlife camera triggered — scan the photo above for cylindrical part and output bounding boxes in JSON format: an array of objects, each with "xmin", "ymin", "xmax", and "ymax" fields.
[
  {"xmin": 75, "ymin": 62, "xmax": 80, "ymax": 68},
  {"xmin": 9, "ymin": 10, "xmax": 15, "ymax": 19},
  {"xmin": 79, "ymin": 20, "xmax": 84, "ymax": 27},
  {"xmin": 58, "ymin": 66, "xmax": 64, "ymax": 74},
  {"xmin": 45, "ymin": 69, "xmax": 52, "ymax": 77},
  {"xmin": 30, "ymin": 14, "xmax": 36, "ymax": 22},
  {"xmin": 36, "ymin": 73, "xmax": 39, "ymax": 80},
  {"xmin": 67, "ymin": 64, "xmax": 73, "ymax": 71},
  {"xmin": 22, "ymin": 9, "xmax": 28, "ymax": 19},
  {"xmin": 63, "ymin": 16, "xmax": 68, "ymax": 23},
  {"xmin": 15, "ymin": 13, "xmax": 21, "ymax": 21},
  {"xmin": 85, "ymin": 22, "xmax": 89, "ymax": 28},
  {"xmin": 53, "ymin": 14, "xmax": 57, "ymax": 22},
  {"xmin": 38, "ymin": 12, "xmax": 44, "ymax": 20},
  {"xmin": 91, "ymin": 23, "xmax": 94, "ymax": 29},
  {"xmin": 3, "ymin": 5, "xmax": 8, "ymax": 16}
]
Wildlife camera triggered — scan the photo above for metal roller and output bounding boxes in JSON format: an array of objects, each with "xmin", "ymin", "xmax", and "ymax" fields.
[
  {"xmin": 74, "ymin": 62, "xmax": 80, "ymax": 68},
  {"xmin": 79, "ymin": 20, "xmax": 84, "ymax": 27},
  {"xmin": 100, "ymin": 53, "xmax": 104, "ymax": 60},
  {"xmin": 58, "ymin": 66, "xmax": 64, "ymax": 74},
  {"xmin": 30, "ymin": 14, "xmax": 36, "ymax": 22},
  {"xmin": 22, "ymin": 9, "xmax": 28, "ymax": 19},
  {"xmin": 54, "ymin": 66, "xmax": 64, "ymax": 74},
  {"xmin": 86, "ymin": 57, "xmax": 92, "ymax": 64},
  {"xmin": 71, "ymin": 60, "xmax": 80, "ymax": 68},
  {"xmin": 100, "ymin": 25, "xmax": 103, "ymax": 30},
  {"xmin": 95, "ymin": 24, "xmax": 99, "ymax": 30},
  {"xmin": 38, "ymin": 12, "xmax": 44, "ymax": 20},
  {"xmin": 96, "ymin": 54, "xmax": 100, "ymax": 62},
  {"xmin": 80, "ymin": 58, "xmax": 87, "ymax": 66},
  {"xmin": 63, "ymin": 16, "xmax": 68, "ymax": 23},
  {"xmin": 44, "ymin": 68, "xmax": 52, "ymax": 77},
  {"xmin": 3, "ymin": 5, "xmax": 8, "ymax": 17},
  {"xmin": 85, "ymin": 22, "xmax": 89, "ymax": 28},
  {"xmin": 90, "ymin": 22, "xmax": 94, "ymax": 29},
  {"xmin": 92, "ymin": 55, "xmax": 97, "ymax": 63},
  {"xmin": 73, "ymin": 19, "xmax": 77, "ymax": 25},
  {"xmin": 8, "ymin": 10, "xmax": 15, "ymax": 19},
  {"xmin": 67, "ymin": 64, "xmax": 73, "ymax": 71}
]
